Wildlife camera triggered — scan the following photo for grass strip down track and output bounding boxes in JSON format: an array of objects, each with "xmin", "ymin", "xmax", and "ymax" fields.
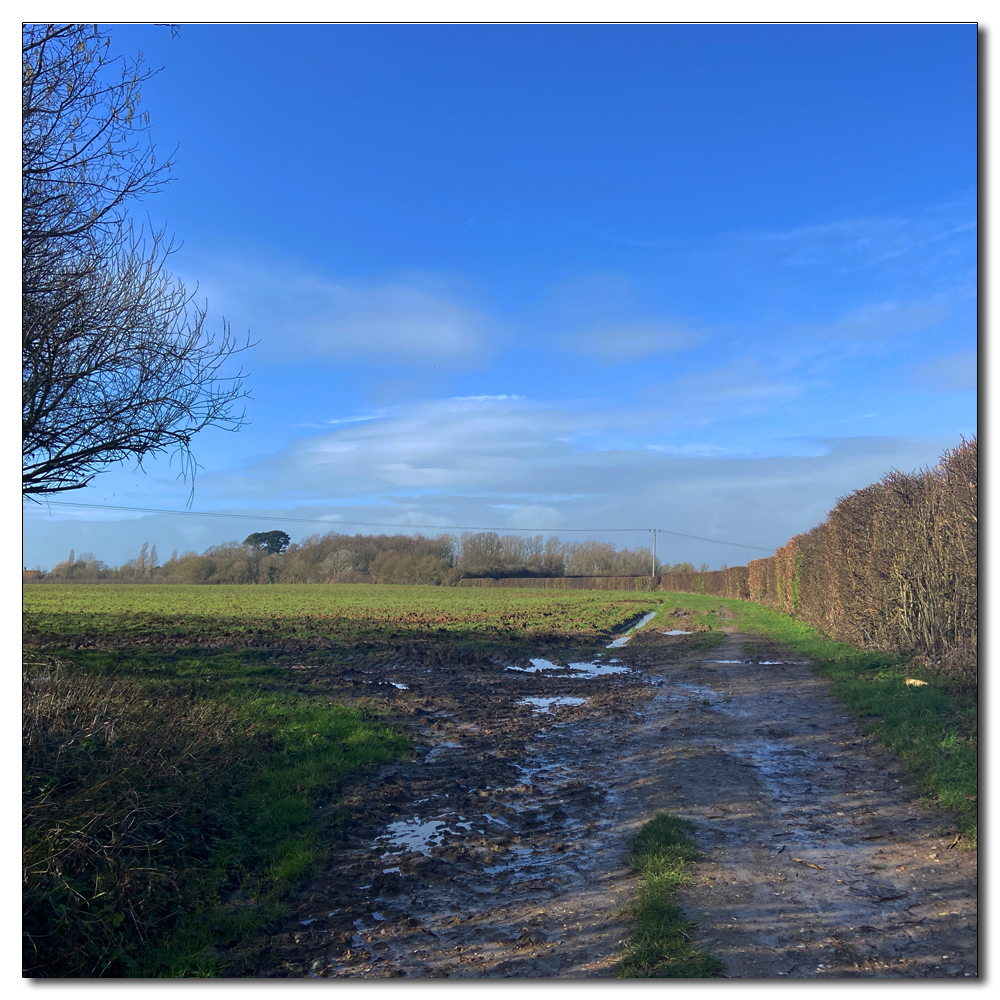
[{"xmin": 617, "ymin": 812, "xmax": 722, "ymax": 978}]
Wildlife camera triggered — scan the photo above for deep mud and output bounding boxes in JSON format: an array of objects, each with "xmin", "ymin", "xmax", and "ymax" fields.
[{"xmin": 251, "ymin": 614, "xmax": 978, "ymax": 979}]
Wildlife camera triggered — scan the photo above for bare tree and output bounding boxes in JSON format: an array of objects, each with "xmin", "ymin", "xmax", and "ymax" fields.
[{"xmin": 22, "ymin": 23, "xmax": 251, "ymax": 498}]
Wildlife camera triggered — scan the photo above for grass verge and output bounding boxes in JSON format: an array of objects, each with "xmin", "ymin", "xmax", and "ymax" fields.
[
  {"xmin": 656, "ymin": 594, "xmax": 978, "ymax": 843},
  {"xmin": 617, "ymin": 812, "xmax": 722, "ymax": 978},
  {"xmin": 23, "ymin": 649, "xmax": 409, "ymax": 977}
]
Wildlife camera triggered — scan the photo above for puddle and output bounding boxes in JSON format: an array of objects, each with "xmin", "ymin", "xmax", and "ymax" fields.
[
  {"xmin": 482, "ymin": 846, "xmax": 537, "ymax": 876},
  {"xmin": 701, "ymin": 660, "xmax": 793, "ymax": 665},
  {"xmin": 426, "ymin": 741, "xmax": 462, "ymax": 759},
  {"xmin": 518, "ymin": 696, "xmax": 589, "ymax": 713},
  {"xmin": 663, "ymin": 629, "xmax": 693, "ymax": 635},
  {"xmin": 606, "ymin": 611, "xmax": 657, "ymax": 648},
  {"xmin": 389, "ymin": 681, "xmax": 409, "ymax": 689},
  {"xmin": 508, "ymin": 656, "xmax": 632, "ymax": 676},
  {"xmin": 507, "ymin": 657, "xmax": 564, "ymax": 673},
  {"xmin": 509, "ymin": 658, "xmax": 629, "ymax": 679},
  {"xmin": 377, "ymin": 817, "xmax": 449, "ymax": 853},
  {"xmin": 566, "ymin": 661, "xmax": 630, "ymax": 678}
]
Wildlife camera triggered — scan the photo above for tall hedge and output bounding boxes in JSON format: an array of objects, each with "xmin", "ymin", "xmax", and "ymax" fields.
[{"xmin": 659, "ymin": 438, "xmax": 978, "ymax": 689}]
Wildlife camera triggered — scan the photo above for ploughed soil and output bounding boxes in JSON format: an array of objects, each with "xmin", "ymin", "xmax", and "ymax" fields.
[{"xmin": 238, "ymin": 610, "xmax": 977, "ymax": 979}]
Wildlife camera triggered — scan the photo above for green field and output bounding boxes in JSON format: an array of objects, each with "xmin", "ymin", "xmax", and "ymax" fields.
[
  {"xmin": 23, "ymin": 583, "xmax": 660, "ymax": 660},
  {"xmin": 22, "ymin": 584, "xmax": 659, "ymax": 977}
]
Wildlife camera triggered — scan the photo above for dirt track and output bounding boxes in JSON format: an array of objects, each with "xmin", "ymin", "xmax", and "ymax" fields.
[{"xmin": 253, "ymin": 611, "xmax": 978, "ymax": 979}]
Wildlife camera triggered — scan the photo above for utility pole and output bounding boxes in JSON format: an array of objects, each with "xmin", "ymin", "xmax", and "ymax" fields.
[{"xmin": 651, "ymin": 529, "xmax": 657, "ymax": 578}]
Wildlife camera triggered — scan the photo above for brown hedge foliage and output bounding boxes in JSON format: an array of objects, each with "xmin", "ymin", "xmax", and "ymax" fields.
[{"xmin": 658, "ymin": 438, "xmax": 978, "ymax": 689}]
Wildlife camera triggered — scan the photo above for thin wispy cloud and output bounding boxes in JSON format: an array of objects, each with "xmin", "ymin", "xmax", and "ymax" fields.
[
  {"xmin": 645, "ymin": 359, "xmax": 804, "ymax": 418},
  {"xmin": 747, "ymin": 208, "xmax": 977, "ymax": 277},
  {"xmin": 802, "ymin": 298, "xmax": 951, "ymax": 341},
  {"xmin": 907, "ymin": 350, "xmax": 977, "ymax": 391},
  {"xmin": 188, "ymin": 260, "xmax": 494, "ymax": 365},
  {"xmin": 601, "ymin": 201, "xmax": 976, "ymax": 288},
  {"xmin": 199, "ymin": 394, "xmax": 929, "ymax": 514},
  {"xmin": 569, "ymin": 320, "xmax": 705, "ymax": 362},
  {"xmin": 297, "ymin": 281, "xmax": 488, "ymax": 361}
]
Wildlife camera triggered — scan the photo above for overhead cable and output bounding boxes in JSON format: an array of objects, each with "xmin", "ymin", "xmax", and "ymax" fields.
[{"xmin": 30, "ymin": 500, "xmax": 775, "ymax": 552}]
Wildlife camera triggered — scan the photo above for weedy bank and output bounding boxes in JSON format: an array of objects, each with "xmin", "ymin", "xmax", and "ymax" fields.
[
  {"xmin": 23, "ymin": 647, "xmax": 407, "ymax": 977},
  {"xmin": 23, "ymin": 584, "xmax": 657, "ymax": 977}
]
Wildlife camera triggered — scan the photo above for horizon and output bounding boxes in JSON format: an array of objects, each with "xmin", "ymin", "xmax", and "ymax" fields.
[{"xmin": 23, "ymin": 23, "xmax": 977, "ymax": 572}]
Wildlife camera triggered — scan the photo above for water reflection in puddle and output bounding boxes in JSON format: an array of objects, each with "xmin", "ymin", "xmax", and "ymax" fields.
[
  {"xmin": 379, "ymin": 817, "xmax": 448, "ymax": 852},
  {"xmin": 607, "ymin": 611, "xmax": 657, "ymax": 647},
  {"xmin": 482, "ymin": 846, "xmax": 536, "ymax": 876},
  {"xmin": 507, "ymin": 658, "xmax": 562, "ymax": 673},
  {"xmin": 662, "ymin": 629, "xmax": 693, "ymax": 635},
  {"xmin": 529, "ymin": 658, "xmax": 560, "ymax": 671},
  {"xmin": 519, "ymin": 696, "xmax": 589, "ymax": 713},
  {"xmin": 507, "ymin": 656, "xmax": 631, "ymax": 677},
  {"xmin": 567, "ymin": 661, "xmax": 629, "ymax": 677},
  {"xmin": 700, "ymin": 660, "xmax": 793, "ymax": 665},
  {"xmin": 378, "ymin": 815, "xmax": 471, "ymax": 853}
]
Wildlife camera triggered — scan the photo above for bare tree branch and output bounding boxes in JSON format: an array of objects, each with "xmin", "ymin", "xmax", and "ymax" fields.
[{"xmin": 23, "ymin": 23, "xmax": 252, "ymax": 500}]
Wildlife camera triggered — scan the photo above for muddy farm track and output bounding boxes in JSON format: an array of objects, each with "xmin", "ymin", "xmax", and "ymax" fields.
[{"xmin": 253, "ymin": 615, "xmax": 978, "ymax": 979}]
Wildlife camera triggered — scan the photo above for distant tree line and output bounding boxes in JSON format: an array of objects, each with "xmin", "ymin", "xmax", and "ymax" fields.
[{"xmin": 31, "ymin": 531, "xmax": 696, "ymax": 586}]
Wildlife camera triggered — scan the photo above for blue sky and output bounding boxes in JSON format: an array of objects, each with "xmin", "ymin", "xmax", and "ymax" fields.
[{"xmin": 23, "ymin": 23, "xmax": 978, "ymax": 571}]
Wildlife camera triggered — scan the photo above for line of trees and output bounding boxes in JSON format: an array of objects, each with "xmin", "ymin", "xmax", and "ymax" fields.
[{"xmin": 32, "ymin": 531, "xmax": 697, "ymax": 586}]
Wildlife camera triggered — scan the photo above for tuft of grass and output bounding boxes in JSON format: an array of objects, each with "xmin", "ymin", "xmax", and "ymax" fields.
[
  {"xmin": 617, "ymin": 813, "xmax": 722, "ymax": 978},
  {"xmin": 654, "ymin": 594, "xmax": 978, "ymax": 843}
]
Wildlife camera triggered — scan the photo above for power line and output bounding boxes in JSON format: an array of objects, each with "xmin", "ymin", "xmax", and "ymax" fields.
[{"xmin": 30, "ymin": 500, "xmax": 775, "ymax": 552}]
